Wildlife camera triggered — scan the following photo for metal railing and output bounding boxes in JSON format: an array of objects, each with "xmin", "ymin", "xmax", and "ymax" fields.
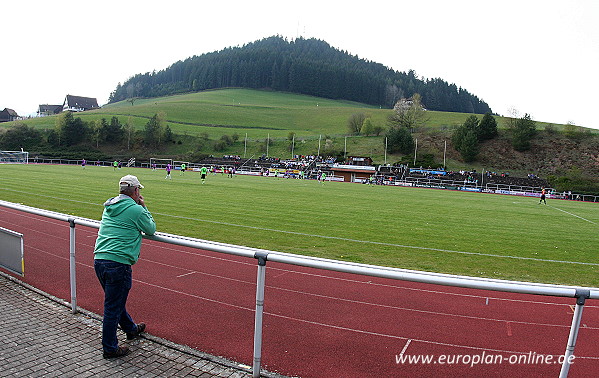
[{"xmin": 0, "ymin": 199, "xmax": 597, "ymax": 377}]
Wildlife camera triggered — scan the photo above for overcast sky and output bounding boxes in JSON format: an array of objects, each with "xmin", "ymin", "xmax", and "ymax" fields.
[{"xmin": 2, "ymin": 0, "xmax": 597, "ymax": 129}]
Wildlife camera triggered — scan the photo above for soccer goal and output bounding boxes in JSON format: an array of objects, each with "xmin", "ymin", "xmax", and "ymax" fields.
[
  {"xmin": 149, "ymin": 158, "xmax": 173, "ymax": 169},
  {"xmin": 173, "ymin": 160, "xmax": 191, "ymax": 170},
  {"xmin": 0, "ymin": 150, "xmax": 29, "ymax": 164}
]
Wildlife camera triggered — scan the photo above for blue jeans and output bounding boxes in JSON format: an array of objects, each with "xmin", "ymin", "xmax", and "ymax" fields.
[{"xmin": 94, "ymin": 259, "xmax": 137, "ymax": 353}]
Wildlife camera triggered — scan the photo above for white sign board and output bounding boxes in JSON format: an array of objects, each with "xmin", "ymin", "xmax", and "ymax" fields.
[{"xmin": 0, "ymin": 226, "xmax": 24, "ymax": 276}]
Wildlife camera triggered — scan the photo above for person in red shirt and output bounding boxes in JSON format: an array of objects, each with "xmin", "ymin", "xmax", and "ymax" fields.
[{"xmin": 539, "ymin": 188, "xmax": 547, "ymax": 205}]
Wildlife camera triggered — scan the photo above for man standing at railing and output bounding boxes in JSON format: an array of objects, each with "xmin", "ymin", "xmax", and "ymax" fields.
[{"xmin": 94, "ymin": 174, "xmax": 156, "ymax": 358}]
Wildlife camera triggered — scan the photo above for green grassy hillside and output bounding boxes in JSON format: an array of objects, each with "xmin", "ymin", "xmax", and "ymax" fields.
[
  {"xmin": 15, "ymin": 88, "xmax": 579, "ymax": 138},
  {"xmin": 2, "ymin": 88, "xmax": 597, "ymax": 179}
]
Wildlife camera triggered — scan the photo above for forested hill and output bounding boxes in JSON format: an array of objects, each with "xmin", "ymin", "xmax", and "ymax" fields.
[{"xmin": 108, "ymin": 36, "xmax": 492, "ymax": 114}]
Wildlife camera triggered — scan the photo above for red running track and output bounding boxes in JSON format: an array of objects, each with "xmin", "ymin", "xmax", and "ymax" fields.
[{"xmin": 1, "ymin": 206, "xmax": 598, "ymax": 377}]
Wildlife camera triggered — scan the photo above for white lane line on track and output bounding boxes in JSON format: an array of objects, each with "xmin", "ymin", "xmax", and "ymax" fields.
[
  {"xmin": 5, "ymin": 204, "xmax": 598, "ymax": 359},
  {"xmin": 263, "ymin": 310, "xmax": 599, "ymax": 359},
  {"xmin": 548, "ymin": 205, "xmax": 597, "ymax": 225},
  {"xmin": 5, "ymin": 208, "xmax": 576, "ymax": 308},
  {"xmin": 18, "ymin": 242, "xmax": 599, "ymax": 360},
  {"xmin": 29, "ymin": 235, "xmax": 595, "ymax": 332},
  {"xmin": 176, "ymin": 272, "xmax": 196, "ymax": 278},
  {"xmin": 5, "ymin": 210, "xmax": 599, "ymax": 311}
]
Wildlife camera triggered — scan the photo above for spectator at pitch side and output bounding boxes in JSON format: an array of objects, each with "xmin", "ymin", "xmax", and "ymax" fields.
[{"xmin": 94, "ymin": 175, "xmax": 156, "ymax": 358}]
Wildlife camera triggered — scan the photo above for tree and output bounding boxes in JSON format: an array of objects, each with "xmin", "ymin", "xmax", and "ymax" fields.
[
  {"xmin": 143, "ymin": 114, "xmax": 162, "ymax": 147},
  {"xmin": 386, "ymin": 126, "xmax": 414, "ymax": 154},
  {"xmin": 463, "ymin": 114, "xmax": 479, "ymax": 133},
  {"xmin": 163, "ymin": 125, "xmax": 174, "ymax": 143},
  {"xmin": 372, "ymin": 125, "xmax": 384, "ymax": 136},
  {"xmin": 478, "ymin": 112, "xmax": 498, "ymax": 140},
  {"xmin": 90, "ymin": 119, "xmax": 104, "ymax": 148},
  {"xmin": 0, "ymin": 123, "xmax": 42, "ymax": 150},
  {"xmin": 360, "ymin": 118, "xmax": 374, "ymax": 136},
  {"xmin": 452, "ymin": 115, "xmax": 480, "ymax": 161},
  {"xmin": 124, "ymin": 117, "xmax": 135, "ymax": 150},
  {"xmin": 510, "ymin": 113, "xmax": 536, "ymax": 151},
  {"xmin": 347, "ymin": 113, "xmax": 366, "ymax": 135},
  {"xmin": 55, "ymin": 111, "xmax": 86, "ymax": 146},
  {"xmin": 389, "ymin": 93, "xmax": 429, "ymax": 130},
  {"xmin": 459, "ymin": 129, "xmax": 479, "ymax": 162},
  {"xmin": 156, "ymin": 112, "xmax": 167, "ymax": 144},
  {"xmin": 105, "ymin": 116, "xmax": 124, "ymax": 143}
]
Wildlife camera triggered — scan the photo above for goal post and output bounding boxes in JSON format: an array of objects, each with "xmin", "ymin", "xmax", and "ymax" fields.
[
  {"xmin": 149, "ymin": 158, "xmax": 173, "ymax": 169},
  {"xmin": 0, "ymin": 150, "xmax": 29, "ymax": 164},
  {"xmin": 173, "ymin": 160, "xmax": 191, "ymax": 170}
]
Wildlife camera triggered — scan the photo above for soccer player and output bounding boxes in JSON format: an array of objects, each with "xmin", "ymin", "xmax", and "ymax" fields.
[
  {"xmin": 180, "ymin": 163, "xmax": 186, "ymax": 176},
  {"xmin": 320, "ymin": 171, "xmax": 326, "ymax": 184},
  {"xmin": 539, "ymin": 187, "xmax": 547, "ymax": 204},
  {"xmin": 200, "ymin": 166, "xmax": 208, "ymax": 184},
  {"xmin": 165, "ymin": 163, "xmax": 172, "ymax": 180},
  {"xmin": 81, "ymin": 159, "xmax": 86, "ymax": 169},
  {"xmin": 113, "ymin": 161, "xmax": 118, "ymax": 171}
]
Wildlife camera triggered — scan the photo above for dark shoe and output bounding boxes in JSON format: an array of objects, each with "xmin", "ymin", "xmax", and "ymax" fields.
[
  {"xmin": 126, "ymin": 322, "xmax": 146, "ymax": 340},
  {"xmin": 103, "ymin": 346, "xmax": 130, "ymax": 359}
]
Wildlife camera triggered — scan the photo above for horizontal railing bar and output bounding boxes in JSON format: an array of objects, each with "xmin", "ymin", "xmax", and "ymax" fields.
[{"xmin": 2, "ymin": 199, "xmax": 598, "ymax": 299}]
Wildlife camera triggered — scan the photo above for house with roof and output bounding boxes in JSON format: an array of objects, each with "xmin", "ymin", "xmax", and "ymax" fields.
[
  {"xmin": 0, "ymin": 108, "xmax": 19, "ymax": 123},
  {"xmin": 62, "ymin": 95, "xmax": 99, "ymax": 112},
  {"xmin": 37, "ymin": 104, "xmax": 63, "ymax": 117}
]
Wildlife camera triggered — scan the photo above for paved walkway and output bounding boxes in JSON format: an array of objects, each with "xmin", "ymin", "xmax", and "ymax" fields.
[{"xmin": 0, "ymin": 273, "xmax": 282, "ymax": 378}]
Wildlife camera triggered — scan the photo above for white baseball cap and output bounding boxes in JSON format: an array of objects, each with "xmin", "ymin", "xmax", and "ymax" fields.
[{"xmin": 119, "ymin": 175, "xmax": 144, "ymax": 189}]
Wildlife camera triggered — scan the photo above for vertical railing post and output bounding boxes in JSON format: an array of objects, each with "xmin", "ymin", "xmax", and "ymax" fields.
[
  {"xmin": 68, "ymin": 218, "xmax": 78, "ymax": 314},
  {"xmin": 252, "ymin": 251, "xmax": 268, "ymax": 378},
  {"xmin": 559, "ymin": 289, "xmax": 590, "ymax": 378}
]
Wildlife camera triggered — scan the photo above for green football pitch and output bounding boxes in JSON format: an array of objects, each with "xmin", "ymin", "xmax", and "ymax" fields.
[{"xmin": 1, "ymin": 164, "xmax": 597, "ymax": 287}]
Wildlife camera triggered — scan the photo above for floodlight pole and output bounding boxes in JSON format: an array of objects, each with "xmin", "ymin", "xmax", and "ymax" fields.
[
  {"xmin": 344, "ymin": 136, "xmax": 347, "ymax": 161},
  {"xmin": 244, "ymin": 133, "xmax": 247, "ymax": 158},
  {"xmin": 266, "ymin": 133, "xmax": 270, "ymax": 157},
  {"xmin": 413, "ymin": 138, "xmax": 418, "ymax": 167},
  {"xmin": 443, "ymin": 140, "xmax": 447, "ymax": 169},
  {"xmin": 481, "ymin": 168, "xmax": 484, "ymax": 189},
  {"xmin": 291, "ymin": 134, "xmax": 295, "ymax": 159},
  {"xmin": 318, "ymin": 135, "xmax": 321, "ymax": 157},
  {"xmin": 384, "ymin": 137, "xmax": 388, "ymax": 165}
]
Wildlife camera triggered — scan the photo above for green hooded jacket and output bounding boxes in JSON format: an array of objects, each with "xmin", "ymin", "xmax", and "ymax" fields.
[{"xmin": 94, "ymin": 194, "xmax": 156, "ymax": 265}]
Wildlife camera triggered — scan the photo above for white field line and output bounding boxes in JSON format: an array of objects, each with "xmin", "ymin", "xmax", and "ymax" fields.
[
  {"xmin": 548, "ymin": 205, "xmax": 597, "ymax": 225},
  {"xmin": 2, "ymin": 199, "xmax": 597, "ymax": 268},
  {"xmin": 9, "ymin": 218, "xmax": 596, "ymax": 309}
]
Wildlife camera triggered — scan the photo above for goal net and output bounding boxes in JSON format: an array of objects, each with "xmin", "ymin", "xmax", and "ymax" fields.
[
  {"xmin": 149, "ymin": 158, "xmax": 173, "ymax": 169},
  {"xmin": 0, "ymin": 151, "xmax": 29, "ymax": 164},
  {"xmin": 173, "ymin": 160, "xmax": 191, "ymax": 170}
]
